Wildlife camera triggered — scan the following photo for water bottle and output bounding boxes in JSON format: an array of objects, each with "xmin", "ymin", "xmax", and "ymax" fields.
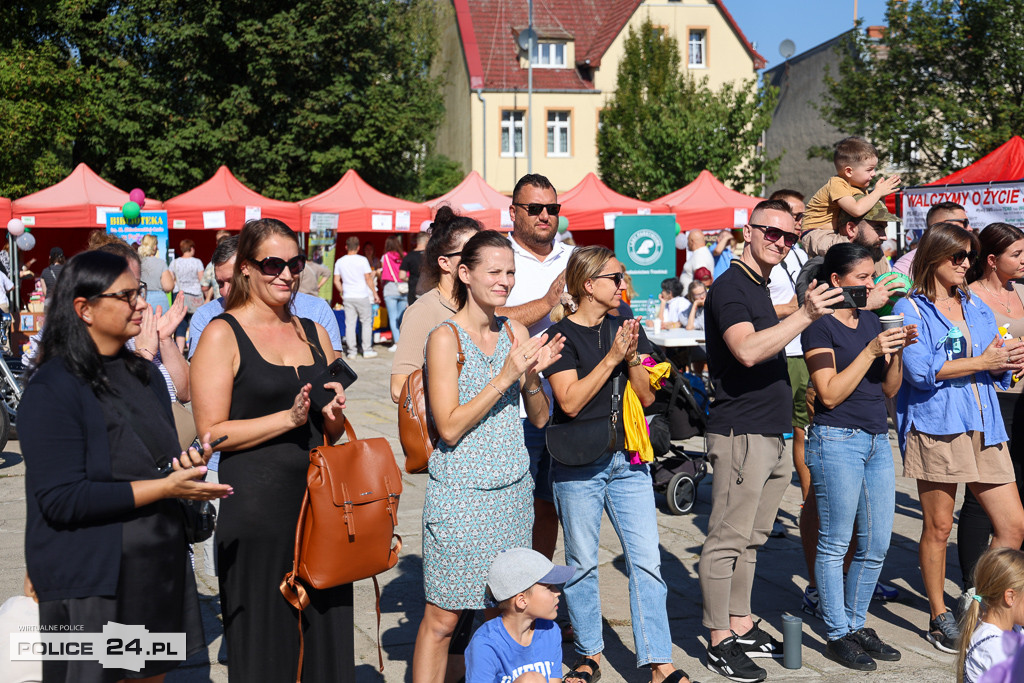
[
  {"xmin": 647, "ymin": 294, "xmax": 656, "ymax": 321},
  {"xmin": 782, "ymin": 614, "xmax": 802, "ymax": 669},
  {"xmin": 946, "ymin": 326, "xmax": 969, "ymax": 387}
]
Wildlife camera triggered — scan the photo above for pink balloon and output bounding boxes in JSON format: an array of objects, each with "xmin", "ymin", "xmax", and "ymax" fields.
[{"xmin": 129, "ymin": 188, "xmax": 146, "ymax": 208}]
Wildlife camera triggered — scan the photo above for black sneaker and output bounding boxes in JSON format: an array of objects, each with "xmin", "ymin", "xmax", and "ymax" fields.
[
  {"xmin": 927, "ymin": 611, "xmax": 960, "ymax": 653},
  {"xmin": 705, "ymin": 636, "xmax": 767, "ymax": 683},
  {"xmin": 852, "ymin": 627, "xmax": 901, "ymax": 662},
  {"xmin": 825, "ymin": 633, "xmax": 877, "ymax": 671},
  {"xmin": 733, "ymin": 619, "xmax": 783, "ymax": 659}
]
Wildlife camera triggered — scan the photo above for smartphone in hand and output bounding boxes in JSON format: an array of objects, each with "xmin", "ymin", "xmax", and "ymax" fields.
[
  {"xmin": 308, "ymin": 358, "xmax": 358, "ymax": 412},
  {"xmin": 830, "ymin": 285, "xmax": 868, "ymax": 309}
]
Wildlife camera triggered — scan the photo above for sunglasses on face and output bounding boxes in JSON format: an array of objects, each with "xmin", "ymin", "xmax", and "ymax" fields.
[
  {"xmin": 248, "ymin": 254, "xmax": 307, "ymax": 277},
  {"xmin": 951, "ymin": 250, "xmax": 978, "ymax": 266},
  {"xmin": 946, "ymin": 218, "xmax": 971, "ymax": 228},
  {"xmin": 442, "ymin": 251, "xmax": 462, "ymax": 259},
  {"xmin": 513, "ymin": 202, "xmax": 561, "ymax": 216},
  {"xmin": 749, "ymin": 224, "xmax": 799, "ymax": 248},
  {"xmin": 592, "ymin": 272, "xmax": 625, "ymax": 287},
  {"xmin": 793, "ymin": 212, "xmax": 805, "ymax": 222},
  {"xmin": 93, "ymin": 283, "xmax": 148, "ymax": 307}
]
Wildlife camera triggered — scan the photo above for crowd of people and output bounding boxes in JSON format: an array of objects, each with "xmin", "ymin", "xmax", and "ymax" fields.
[{"xmin": 13, "ymin": 148, "xmax": 1024, "ymax": 683}]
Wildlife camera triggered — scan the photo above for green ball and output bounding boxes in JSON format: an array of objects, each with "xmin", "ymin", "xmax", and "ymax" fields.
[
  {"xmin": 675, "ymin": 222, "xmax": 681, "ymax": 235},
  {"xmin": 122, "ymin": 201, "xmax": 141, "ymax": 221}
]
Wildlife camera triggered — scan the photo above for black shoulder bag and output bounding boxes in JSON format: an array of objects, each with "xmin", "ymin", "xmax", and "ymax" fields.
[{"xmin": 546, "ymin": 319, "xmax": 623, "ymax": 466}]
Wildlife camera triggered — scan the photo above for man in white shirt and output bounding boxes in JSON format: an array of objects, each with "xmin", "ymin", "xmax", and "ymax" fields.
[
  {"xmin": 334, "ymin": 235, "xmax": 380, "ymax": 359},
  {"xmin": 497, "ymin": 173, "xmax": 573, "ymax": 560},
  {"xmin": 679, "ymin": 229, "xmax": 714, "ymax": 289}
]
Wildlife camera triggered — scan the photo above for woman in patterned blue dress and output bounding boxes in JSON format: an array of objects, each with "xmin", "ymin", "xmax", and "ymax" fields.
[{"xmin": 412, "ymin": 230, "xmax": 565, "ymax": 683}]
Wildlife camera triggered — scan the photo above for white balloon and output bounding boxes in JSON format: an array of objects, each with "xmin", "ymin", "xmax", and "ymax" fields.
[
  {"xmin": 675, "ymin": 232, "xmax": 688, "ymax": 251},
  {"xmin": 420, "ymin": 220, "xmax": 433, "ymax": 232},
  {"xmin": 6, "ymin": 219, "xmax": 25, "ymax": 237},
  {"xmin": 16, "ymin": 233, "xmax": 35, "ymax": 251}
]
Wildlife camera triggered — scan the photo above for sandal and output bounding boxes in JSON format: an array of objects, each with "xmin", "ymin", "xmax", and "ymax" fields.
[
  {"xmin": 565, "ymin": 657, "xmax": 601, "ymax": 683},
  {"xmin": 657, "ymin": 670, "xmax": 696, "ymax": 683}
]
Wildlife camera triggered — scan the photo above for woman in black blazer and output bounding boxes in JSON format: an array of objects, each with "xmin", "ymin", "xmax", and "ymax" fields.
[{"xmin": 20, "ymin": 250, "xmax": 230, "ymax": 683}]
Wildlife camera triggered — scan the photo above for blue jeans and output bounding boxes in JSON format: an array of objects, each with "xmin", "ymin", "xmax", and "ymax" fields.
[
  {"xmin": 382, "ymin": 282, "xmax": 408, "ymax": 343},
  {"xmin": 806, "ymin": 425, "xmax": 895, "ymax": 641},
  {"xmin": 552, "ymin": 450, "xmax": 671, "ymax": 667}
]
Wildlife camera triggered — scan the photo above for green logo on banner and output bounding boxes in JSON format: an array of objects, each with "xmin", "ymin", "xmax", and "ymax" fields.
[{"xmin": 626, "ymin": 229, "xmax": 663, "ymax": 266}]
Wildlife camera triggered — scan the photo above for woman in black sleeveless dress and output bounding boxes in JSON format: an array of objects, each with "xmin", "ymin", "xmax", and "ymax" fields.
[{"xmin": 190, "ymin": 219, "xmax": 352, "ymax": 682}]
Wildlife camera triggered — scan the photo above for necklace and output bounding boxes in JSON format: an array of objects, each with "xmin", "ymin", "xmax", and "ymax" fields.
[
  {"xmin": 935, "ymin": 291, "xmax": 961, "ymax": 312},
  {"xmin": 980, "ymin": 280, "xmax": 1013, "ymax": 314}
]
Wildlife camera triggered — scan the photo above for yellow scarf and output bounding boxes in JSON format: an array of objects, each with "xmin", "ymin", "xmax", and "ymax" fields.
[{"xmin": 622, "ymin": 361, "xmax": 672, "ymax": 462}]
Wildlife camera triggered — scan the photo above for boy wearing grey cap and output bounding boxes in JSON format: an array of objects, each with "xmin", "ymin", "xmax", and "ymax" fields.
[{"xmin": 465, "ymin": 548, "xmax": 575, "ymax": 683}]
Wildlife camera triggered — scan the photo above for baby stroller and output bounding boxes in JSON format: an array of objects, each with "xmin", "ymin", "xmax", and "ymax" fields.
[{"xmin": 645, "ymin": 355, "xmax": 711, "ymax": 515}]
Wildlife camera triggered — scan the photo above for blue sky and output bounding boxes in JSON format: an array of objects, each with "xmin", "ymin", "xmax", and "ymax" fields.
[{"xmin": 724, "ymin": 0, "xmax": 890, "ymax": 71}]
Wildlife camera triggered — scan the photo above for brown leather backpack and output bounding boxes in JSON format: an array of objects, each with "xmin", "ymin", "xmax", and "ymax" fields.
[
  {"xmin": 280, "ymin": 418, "xmax": 402, "ymax": 679},
  {"xmin": 397, "ymin": 320, "xmax": 513, "ymax": 474}
]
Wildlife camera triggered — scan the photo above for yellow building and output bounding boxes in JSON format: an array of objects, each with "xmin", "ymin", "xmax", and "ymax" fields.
[{"xmin": 434, "ymin": 0, "xmax": 766, "ymax": 195}]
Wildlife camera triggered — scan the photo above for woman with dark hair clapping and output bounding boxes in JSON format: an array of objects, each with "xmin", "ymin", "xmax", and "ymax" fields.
[{"xmin": 20, "ymin": 250, "xmax": 231, "ymax": 683}]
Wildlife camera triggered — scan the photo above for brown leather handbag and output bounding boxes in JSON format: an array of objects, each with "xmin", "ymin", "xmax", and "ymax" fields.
[{"xmin": 280, "ymin": 418, "xmax": 402, "ymax": 680}]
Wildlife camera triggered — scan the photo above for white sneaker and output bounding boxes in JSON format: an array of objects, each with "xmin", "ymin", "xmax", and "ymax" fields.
[
  {"xmin": 346, "ymin": 352, "xmax": 357, "ymax": 360},
  {"xmin": 389, "ymin": 345, "xmax": 399, "ymax": 353},
  {"xmin": 363, "ymin": 350, "xmax": 379, "ymax": 359}
]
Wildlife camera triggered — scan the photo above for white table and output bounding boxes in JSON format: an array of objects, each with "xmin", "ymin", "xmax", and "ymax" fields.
[{"xmin": 646, "ymin": 328, "xmax": 705, "ymax": 348}]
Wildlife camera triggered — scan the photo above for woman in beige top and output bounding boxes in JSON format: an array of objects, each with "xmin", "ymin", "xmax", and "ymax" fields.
[
  {"xmin": 959, "ymin": 222, "xmax": 1024, "ymax": 604},
  {"xmin": 390, "ymin": 207, "xmax": 481, "ymax": 403}
]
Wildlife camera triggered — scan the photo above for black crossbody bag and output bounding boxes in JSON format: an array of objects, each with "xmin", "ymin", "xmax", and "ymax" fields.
[{"xmin": 546, "ymin": 319, "xmax": 623, "ymax": 466}]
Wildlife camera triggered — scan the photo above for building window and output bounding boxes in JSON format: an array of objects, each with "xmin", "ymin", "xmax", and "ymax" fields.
[
  {"xmin": 531, "ymin": 42, "xmax": 566, "ymax": 68},
  {"xmin": 688, "ymin": 29, "xmax": 707, "ymax": 68},
  {"xmin": 501, "ymin": 110, "xmax": 525, "ymax": 157},
  {"xmin": 547, "ymin": 111, "xmax": 571, "ymax": 157}
]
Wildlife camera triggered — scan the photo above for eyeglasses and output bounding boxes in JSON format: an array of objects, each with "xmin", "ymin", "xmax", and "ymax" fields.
[
  {"xmin": 793, "ymin": 212, "xmax": 805, "ymax": 222},
  {"xmin": 513, "ymin": 202, "xmax": 561, "ymax": 216},
  {"xmin": 442, "ymin": 251, "xmax": 462, "ymax": 259},
  {"xmin": 749, "ymin": 224, "xmax": 799, "ymax": 248},
  {"xmin": 951, "ymin": 250, "xmax": 978, "ymax": 266},
  {"xmin": 248, "ymin": 254, "xmax": 307, "ymax": 277},
  {"xmin": 592, "ymin": 272, "xmax": 625, "ymax": 287},
  {"xmin": 946, "ymin": 218, "xmax": 971, "ymax": 228},
  {"xmin": 92, "ymin": 283, "xmax": 147, "ymax": 307}
]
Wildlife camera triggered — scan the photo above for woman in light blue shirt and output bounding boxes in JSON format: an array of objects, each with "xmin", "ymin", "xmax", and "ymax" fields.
[{"xmin": 895, "ymin": 221, "xmax": 1024, "ymax": 654}]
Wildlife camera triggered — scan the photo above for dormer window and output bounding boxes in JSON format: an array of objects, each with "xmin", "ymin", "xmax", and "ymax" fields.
[{"xmin": 532, "ymin": 42, "xmax": 566, "ymax": 68}]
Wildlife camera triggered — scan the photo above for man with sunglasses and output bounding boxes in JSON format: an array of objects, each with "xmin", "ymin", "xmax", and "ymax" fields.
[
  {"xmin": 893, "ymin": 201, "xmax": 970, "ymax": 276},
  {"xmin": 496, "ymin": 173, "xmax": 574, "ymax": 562},
  {"xmin": 700, "ymin": 199, "xmax": 844, "ymax": 682}
]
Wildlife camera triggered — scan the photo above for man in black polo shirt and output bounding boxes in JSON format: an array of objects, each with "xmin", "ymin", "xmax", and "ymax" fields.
[{"xmin": 700, "ymin": 199, "xmax": 842, "ymax": 682}]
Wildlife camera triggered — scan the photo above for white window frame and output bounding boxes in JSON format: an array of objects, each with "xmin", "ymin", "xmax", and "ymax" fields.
[
  {"xmin": 531, "ymin": 42, "xmax": 566, "ymax": 68},
  {"xmin": 688, "ymin": 29, "xmax": 707, "ymax": 68},
  {"xmin": 501, "ymin": 110, "xmax": 526, "ymax": 157},
  {"xmin": 546, "ymin": 110, "xmax": 571, "ymax": 157}
]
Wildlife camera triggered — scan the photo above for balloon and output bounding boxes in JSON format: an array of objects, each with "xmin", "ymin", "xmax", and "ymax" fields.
[
  {"xmin": 122, "ymin": 201, "xmax": 141, "ymax": 221},
  {"xmin": 16, "ymin": 232, "xmax": 35, "ymax": 251},
  {"xmin": 675, "ymin": 222, "xmax": 681, "ymax": 235},
  {"xmin": 675, "ymin": 232, "xmax": 688, "ymax": 250},
  {"xmin": 6, "ymin": 219, "xmax": 24, "ymax": 236},
  {"xmin": 420, "ymin": 219, "xmax": 433, "ymax": 232},
  {"xmin": 557, "ymin": 216, "xmax": 569, "ymax": 234},
  {"xmin": 874, "ymin": 271, "xmax": 912, "ymax": 316},
  {"xmin": 129, "ymin": 188, "xmax": 146, "ymax": 208}
]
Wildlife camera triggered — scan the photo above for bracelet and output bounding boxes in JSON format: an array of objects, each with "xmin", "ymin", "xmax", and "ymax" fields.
[
  {"xmin": 487, "ymin": 381, "xmax": 504, "ymax": 396},
  {"xmin": 524, "ymin": 384, "xmax": 543, "ymax": 396},
  {"xmin": 628, "ymin": 355, "xmax": 642, "ymax": 367}
]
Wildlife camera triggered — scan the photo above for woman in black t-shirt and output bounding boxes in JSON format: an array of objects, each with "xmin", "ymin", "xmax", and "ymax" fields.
[
  {"xmin": 800, "ymin": 243, "xmax": 912, "ymax": 671},
  {"xmin": 546, "ymin": 246, "xmax": 693, "ymax": 683}
]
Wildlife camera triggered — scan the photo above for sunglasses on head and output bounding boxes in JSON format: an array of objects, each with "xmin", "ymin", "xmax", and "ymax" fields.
[
  {"xmin": 951, "ymin": 250, "xmax": 978, "ymax": 266},
  {"xmin": 593, "ymin": 272, "xmax": 625, "ymax": 287},
  {"xmin": 749, "ymin": 223, "xmax": 799, "ymax": 248},
  {"xmin": 513, "ymin": 202, "xmax": 561, "ymax": 216},
  {"xmin": 248, "ymin": 254, "xmax": 307, "ymax": 277}
]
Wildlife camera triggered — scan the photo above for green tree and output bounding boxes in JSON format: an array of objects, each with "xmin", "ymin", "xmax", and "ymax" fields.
[
  {"xmin": 407, "ymin": 154, "xmax": 464, "ymax": 202},
  {"xmin": 821, "ymin": 0, "xmax": 1024, "ymax": 184},
  {"xmin": 597, "ymin": 18, "xmax": 778, "ymax": 201},
  {"xmin": 2, "ymin": 0, "xmax": 446, "ymax": 201}
]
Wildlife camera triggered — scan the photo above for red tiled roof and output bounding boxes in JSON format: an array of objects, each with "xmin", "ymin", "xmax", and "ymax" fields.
[{"xmin": 453, "ymin": 0, "xmax": 765, "ymax": 92}]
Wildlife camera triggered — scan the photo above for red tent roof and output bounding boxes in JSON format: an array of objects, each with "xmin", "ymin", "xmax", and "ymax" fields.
[
  {"xmin": 12, "ymin": 163, "xmax": 163, "ymax": 229},
  {"xmin": 928, "ymin": 136, "xmax": 1024, "ymax": 185},
  {"xmin": 656, "ymin": 170, "xmax": 762, "ymax": 231},
  {"xmin": 0, "ymin": 197, "xmax": 10, "ymax": 226},
  {"xmin": 299, "ymin": 169, "xmax": 432, "ymax": 233},
  {"xmin": 559, "ymin": 173, "xmax": 670, "ymax": 231},
  {"xmin": 163, "ymin": 166, "xmax": 300, "ymax": 231},
  {"xmin": 425, "ymin": 171, "xmax": 512, "ymax": 230}
]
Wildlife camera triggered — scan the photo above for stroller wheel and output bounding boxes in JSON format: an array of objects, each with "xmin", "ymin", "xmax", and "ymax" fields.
[{"xmin": 666, "ymin": 472, "xmax": 696, "ymax": 515}]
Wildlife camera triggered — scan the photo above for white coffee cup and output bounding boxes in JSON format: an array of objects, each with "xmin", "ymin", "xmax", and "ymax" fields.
[
  {"xmin": 653, "ymin": 318, "xmax": 663, "ymax": 334},
  {"xmin": 879, "ymin": 314, "xmax": 904, "ymax": 331}
]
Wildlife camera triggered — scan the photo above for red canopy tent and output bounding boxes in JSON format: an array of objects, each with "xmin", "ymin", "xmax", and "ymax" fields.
[
  {"xmin": 0, "ymin": 197, "xmax": 10, "ymax": 226},
  {"xmin": 163, "ymin": 166, "xmax": 300, "ymax": 231},
  {"xmin": 299, "ymin": 169, "xmax": 431, "ymax": 233},
  {"xmin": 12, "ymin": 163, "xmax": 164, "ymax": 229},
  {"xmin": 425, "ymin": 171, "xmax": 512, "ymax": 230},
  {"xmin": 559, "ymin": 173, "xmax": 670, "ymax": 232},
  {"xmin": 656, "ymin": 170, "xmax": 762, "ymax": 231}
]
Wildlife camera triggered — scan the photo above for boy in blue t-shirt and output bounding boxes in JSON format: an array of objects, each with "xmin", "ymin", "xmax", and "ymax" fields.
[{"xmin": 465, "ymin": 548, "xmax": 575, "ymax": 683}]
